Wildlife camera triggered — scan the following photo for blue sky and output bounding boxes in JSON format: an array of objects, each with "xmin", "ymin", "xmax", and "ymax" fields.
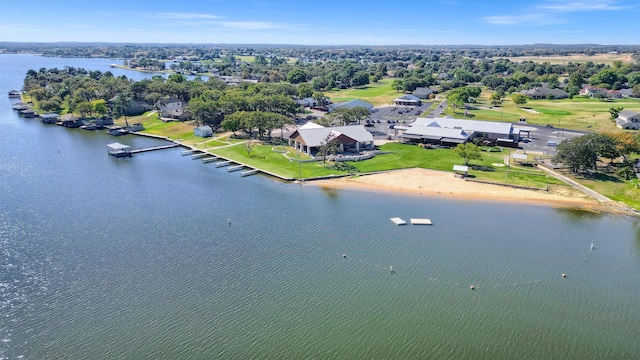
[{"xmin": 1, "ymin": 0, "xmax": 638, "ymax": 45}]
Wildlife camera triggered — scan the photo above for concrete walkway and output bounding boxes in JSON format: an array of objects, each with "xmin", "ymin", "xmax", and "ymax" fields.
[{"xmin": 537, "ymin": 164, "xmax": 612, "ymax": 203}]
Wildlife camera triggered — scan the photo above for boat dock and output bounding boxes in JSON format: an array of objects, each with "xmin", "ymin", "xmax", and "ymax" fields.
[
  {"xmin": 202, "ymin": 157, "xmax": 219, "ymax": 163},
  {"xmin": 227, "ymin": 165, "xmax": 244, "ymax": 172},
  {"xmin": 241, "ymin": 170, "xmax": 259, "ymax": 177},
  {"xmin": 215, "ymin": 160, "xmax": 233, "ymax": 168}
]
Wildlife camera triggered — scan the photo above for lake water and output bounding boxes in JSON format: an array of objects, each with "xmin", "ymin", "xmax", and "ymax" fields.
[{"xmin": 1, "ymin": 54, "xmax": 639, "ymax": 359}]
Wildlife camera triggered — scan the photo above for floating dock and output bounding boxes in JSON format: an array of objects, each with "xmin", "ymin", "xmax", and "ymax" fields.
[
  {"xmin": 410, "ymin": 218, "xmax": 432, "ymax": 225},
  {"xmin": 181, "ymin": 150, "xmax": 195, "ymax": 156},
  {"xmin": 390, "ymin": 217, "xmax": 407, "ymax": 225}
]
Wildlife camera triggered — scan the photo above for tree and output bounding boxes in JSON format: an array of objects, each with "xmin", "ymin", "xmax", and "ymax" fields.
[
  {"xmin": 92, "ymin": 99, "xmax": 108, "ymax": 118},
  {"xmin": 391, "ymin": 79, "xmax": 403, "ymax": 92},
  {"xmin": 552, "ymin": 134, "xmax": 601, "ymax": 173},
  {"xmin": 318, "ymin": 133, "xmax": 341, "ymax": 163},
  {"xmin": 490, "ymin": 93, "xmax": 502, "ymax": 106},
  {"xmin": 286, "ymin": 68, "xmax": 307, "ymax": 84},
  {"xmin": 297, "ymin": 82, "xmax": 313, "ymax": 99},
  {"xmin": 244, "ymin": 139, "xmax": 255, "ymax": 157},
  {"xmin": 113, "ymin": 93, "xmax": 132, "ymax": 124},
  {"xmin": 609, "ymin": 106, "xmax": 624, "ymax": 120},
  {"xmin": 453, "ymin": 143, "xmax": 482, "ymax": 165},
  {"xmin": 447, "ymin": 92, "xmax": 464, "ymax": 113},
  {"xmin": 512, "ymin": 93, "xmax": 527, "ymax": 107},
  {"xmin": 75, "ymin": 101, "xmax": 93, "ymax": 118}
]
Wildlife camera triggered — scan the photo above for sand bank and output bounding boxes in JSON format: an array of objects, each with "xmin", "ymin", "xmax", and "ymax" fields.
[{"xmin": 309, "ymin": 168, "xmax": 637, "ymax": 215}]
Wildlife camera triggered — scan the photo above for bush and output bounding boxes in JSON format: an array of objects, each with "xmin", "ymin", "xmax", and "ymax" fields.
[{"xmin": 326, "ymin": 162, "xmax": 359, "ymax": 173}]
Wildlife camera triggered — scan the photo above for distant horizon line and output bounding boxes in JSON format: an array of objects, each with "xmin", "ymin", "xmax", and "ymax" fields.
[{"xmin": 1, "ymin": 41, "xmax": 639, "ymax": 48}]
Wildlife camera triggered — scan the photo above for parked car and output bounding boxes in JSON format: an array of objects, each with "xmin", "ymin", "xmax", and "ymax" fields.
[{"xmin": 546, "ymin": 141, "xmax": 557, "ymax": 147}]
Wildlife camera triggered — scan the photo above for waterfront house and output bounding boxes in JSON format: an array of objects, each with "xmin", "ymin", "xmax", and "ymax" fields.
[
  {"xmin": 616, "ymin": 110, "xmax": 640, "ymax": 130},
  {"xmin": 158, "ymin": 98, "xmax": 192, "ymax": 121},
  {"xmin": 194, "ymin": 125, "xmax": 213, "ymax": 138},
  {"xmin": 107, "ymin": 95, "xmax": 152, "ymax": 116},
  {"xmin": 288, "ymin": 122, "xmax": 374, "ymax": 155}
]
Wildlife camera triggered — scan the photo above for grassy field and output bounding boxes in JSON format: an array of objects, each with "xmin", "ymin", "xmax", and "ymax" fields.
[
  {"xmin": 496, "ymin": 53, "xmax": 635, "ymax": 66},
  {"xmin": 461, "ymin": 92, "xmax": 640, "ymax": 132},
  {"xmin": 325, "ymin": 78, "xmax": 402, "ymax": 106}
]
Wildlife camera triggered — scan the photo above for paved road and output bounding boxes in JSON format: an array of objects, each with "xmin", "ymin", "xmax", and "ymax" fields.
[
  {"xmin": 537, "ymin": 164, "xmax": 612, "ymax": 202},
  {"xmin": 429, "ymin": 100, "xmax": 447, "ymax": 116}
]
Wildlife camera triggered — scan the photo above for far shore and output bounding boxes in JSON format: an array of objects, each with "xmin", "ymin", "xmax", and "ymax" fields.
[{"xmin": 307, "ymin": 168, "xmax": 639, "ymax": 216}]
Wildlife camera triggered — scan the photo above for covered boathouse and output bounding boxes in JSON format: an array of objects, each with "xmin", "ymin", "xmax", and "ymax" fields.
[{"xmin": 107, "ymin": 142, "xmax": 132, "ymax": 157}]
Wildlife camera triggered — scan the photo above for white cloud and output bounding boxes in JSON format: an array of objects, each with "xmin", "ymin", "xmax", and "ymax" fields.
[{"xmin": 483, "ymin": 13, "xmax": 565, "ymax": 26}]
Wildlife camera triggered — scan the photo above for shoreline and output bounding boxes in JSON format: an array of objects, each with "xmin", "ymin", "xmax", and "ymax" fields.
[{"xmin": 307, "ymin": 168, "xmax": 638, "ymax": 216}]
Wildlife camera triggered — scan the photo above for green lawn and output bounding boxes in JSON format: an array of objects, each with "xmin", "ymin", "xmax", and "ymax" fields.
[
  {"xmin": 466, "ymin": 92, "xmax": 640, "ymax": 133},
  {"xmin": 325, "ymin": 78, "xmax": 402, "ymax": 106},
  {"xmin": 205, "ymin": 141, "xmax": 565, "ymax": 189}
]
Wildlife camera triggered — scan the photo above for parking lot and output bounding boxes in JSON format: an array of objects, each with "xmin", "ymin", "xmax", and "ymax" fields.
[{"xmin": 516, "ymin": 124, "xmax": 584, "ymax": 155}]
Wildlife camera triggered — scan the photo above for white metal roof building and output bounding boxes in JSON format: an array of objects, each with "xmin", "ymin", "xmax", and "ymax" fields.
[
  {"xmin": 399, "ymin": 117, "xmax": 519, "ymax": 145},
  {"xmin": 288, "ymin": 123, "xmax": 374, "ymax": 155}
]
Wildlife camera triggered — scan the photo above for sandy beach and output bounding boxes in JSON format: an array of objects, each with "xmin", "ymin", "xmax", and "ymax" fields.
[{"xmin": 310, "ymin": 168, "xmax": 637, "ymax": 215}]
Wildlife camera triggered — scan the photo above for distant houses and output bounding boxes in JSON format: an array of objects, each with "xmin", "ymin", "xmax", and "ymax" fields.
[
  {"xmin": 580, "ymin": 86, "xmax": 624, "ymax": 99},
  {"xmin": 520, "ymin": 86, "xmax": 569, "ymax": 100}
]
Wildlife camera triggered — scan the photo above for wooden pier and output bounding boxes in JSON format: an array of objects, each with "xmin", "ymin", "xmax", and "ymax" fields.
[
  {"xmin": 130, "ymin": 143, "xmax": 179, "ymax": 154},
  {"xmin": 181, "ymin": 150, "xmax": 196, "ymax": 156}
]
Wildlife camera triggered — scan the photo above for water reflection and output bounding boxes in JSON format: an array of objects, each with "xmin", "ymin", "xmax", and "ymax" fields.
[{"xmin": 319, "ymin": 186, "xmax": 340, "ymax": 199}]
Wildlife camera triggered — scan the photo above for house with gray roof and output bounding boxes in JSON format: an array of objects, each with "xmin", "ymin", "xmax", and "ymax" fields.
[
  {"xmin": 328, "ymin": 99, "xmax": 374, "ymax": 112},
  {"xmin": 288, "ymin": 122, "xmax": 374, "ymax": 155},
  {"xmin": 616, "ymin": 110, "xmax": 640, "ymax": 130},
  {"xmin": 412, "ymin": 87, "xmax": 436, "ymax": 99},
  {"xmin": 393, "ymin": 94, "xmax": 422, "ymax": 106},
  {"xmin": 520, "ymin": 87, "xmax": 569, "ymax": 100}
]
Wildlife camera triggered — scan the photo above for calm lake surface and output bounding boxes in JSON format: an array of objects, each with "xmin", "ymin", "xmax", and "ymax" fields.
[{"xmin": 1, "ymin": 54, "xmax": 639, "ymax": 359}]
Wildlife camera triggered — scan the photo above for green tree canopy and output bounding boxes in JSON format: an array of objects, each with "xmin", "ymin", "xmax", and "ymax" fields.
[{"xmin": 453, "ymin": 143, "xmax": 482, "ymax": 165}]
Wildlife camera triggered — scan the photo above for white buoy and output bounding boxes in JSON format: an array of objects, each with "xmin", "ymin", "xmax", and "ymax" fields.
[
  {"xmin": 342, "ymin": 254, "xmax": 347, "ymax": 259},
  {"xmin": 390, "ymin": 266, "xmax": 394, "ymax": 273},
  {"xmin": 590, "ymin": 243, "xmax": 594, "ymax": 251},
  {"xmin": 470, "ymin": 285, "xmax": 475, "ymax": 290},
  {"xmin": 562, "ymin": 273, "xmax": 567, "ymax": 278}
]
